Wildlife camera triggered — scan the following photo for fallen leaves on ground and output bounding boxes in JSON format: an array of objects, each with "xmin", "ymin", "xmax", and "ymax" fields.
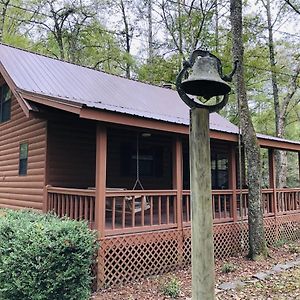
[
  {"xmin": 92, "ymin": 241, "xmax": 300, "ymax": 300},
  {"xmin": 218, "ymin": 267, "xmax": 300, "ymax": 299}
]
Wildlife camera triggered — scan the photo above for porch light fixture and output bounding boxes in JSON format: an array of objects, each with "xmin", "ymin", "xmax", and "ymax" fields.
[
  {"xmin": 176, "ymin": 49, "xmax": 237, "ymax": 300},
  {"xmin": 141, "ymin": 132, "xmax": 152, "ymax": 138}
]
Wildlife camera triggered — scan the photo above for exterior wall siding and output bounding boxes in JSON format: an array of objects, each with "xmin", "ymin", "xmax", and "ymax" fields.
[
  {"xmin": 47, "ymin": 117, "xmax": 96, "ymax": 189},
  {"xmin": 0, "ymin": 94, "xmax": 47, "ymax": 210}
]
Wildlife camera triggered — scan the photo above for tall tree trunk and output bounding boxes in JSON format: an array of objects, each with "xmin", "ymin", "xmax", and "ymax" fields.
[
  {"xmin": 215, "ymin": 0, "xmax": 219, "ymax": 54},
  {"xmin": 147, "ymin": 0, "xmax": 153, "ymax": 63},
  {"xmin": 263, "ymin": 0, "xmax": 287, "ymax": 187},
  {"xmin": 0, "ymin": 0, "xmax": 10, "ymax": 42},
  {"xmin": 230, "ymin": 0, "xmax": 267, "ymax": 259},
  {"xmin": 120, "ymin": 0, "xmax": 131, "ymax": 78},
  {"xmin": 177, "ymin": 0, "xmax": 183, "ymax": 71}
]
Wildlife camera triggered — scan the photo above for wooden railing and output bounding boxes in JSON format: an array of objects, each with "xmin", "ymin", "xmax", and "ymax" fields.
[
  {"xmin": 277, "ymin": 188, "xmax": 300, "ymax": 214},
  {"xmin": 47, "ymin": 186, "xmax": 96, "ymax": 228},
  {"xmin": 105, "ymin": 190, "xmax": 177, "ymax": 235},
  {"xmin": 46, "ymin": 186, "xmax": 300, "ymax": 234}
]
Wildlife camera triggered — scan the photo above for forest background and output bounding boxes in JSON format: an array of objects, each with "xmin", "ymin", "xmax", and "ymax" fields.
[{"xmin": 0, "ymin": 0, "xmax": 299, "ymax": 186}]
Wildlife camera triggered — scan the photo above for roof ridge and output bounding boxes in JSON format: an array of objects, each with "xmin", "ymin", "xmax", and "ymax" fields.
[{"xmin": 0, "ymin": 42, "xmax": 174, "ymax": 91}]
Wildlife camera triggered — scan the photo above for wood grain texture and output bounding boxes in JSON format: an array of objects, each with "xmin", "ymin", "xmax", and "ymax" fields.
[
  {"xmin": 47, "ymin": 117, "xmax": 96, "ymax": 188},
  {"xmin": 190, "ymin": 108, "xmax": 215, "ymax": 300},
  {"xmin": 0, "ymin": 95, "xmax": 47, "ymax": 210}
]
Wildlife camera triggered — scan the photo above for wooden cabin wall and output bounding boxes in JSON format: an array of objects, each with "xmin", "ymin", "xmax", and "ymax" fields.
[
  {"xmin": 107, "ymin": 128, "xmax": 173, "ymax": 190},
  {"xmin": 47, "ymin": 117, "xmax": 96, "ymax": 188},
  {"xmin": 0, "ymin": 95, "xmax": 47, "ymax": 210}
]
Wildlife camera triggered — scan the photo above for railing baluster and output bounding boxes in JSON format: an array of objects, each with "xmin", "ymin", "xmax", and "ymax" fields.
[
  {"xmin": 65, "ymin": 194, "xmax": 69, "ymax": 218},
  {"xmin": 49, "ymin": 193, "xmax": 52, "ymax": 211},
  {"xmin": 225, "ymin": 195, "xmax": 228, "ymax": 218},
  {"xmin": 293, "ymin": 192, "xmax": 296, "ymax": 210},
  {"xmin": 54, "ymin": 193, "xmax": 58, "ymax": 215},
  {"xmin": 218, "ymin": 195, "xmax": 221, "ymax": 219},
  {"xmin": 158, "ymin": 196, "xmax": 162, "ymax": 225},
  {"xmin": 150, "ymin": 196, "xmax": 153, "ymax": 226},
  {"xmin": 70, "ymin": 195, "xmax": 74, "ymax": 219},
  {"xmin": 62, "ymin": 194, "xmax": 65, "ymax": 217},
  {"xmin": 90, "ymin": 197, "xmax": 94, "ymax": 226},
  {"xmin": 131, "ymin": 198, "xmax": 135, "ymax": 227},
  {"xmin": 112, "ymin": 197, "xmax": 116, "ymax": 230},
  {"xmin": 84, "ymin": 197, "xmax": 88, "ymax": 220},
  {"xmin": 166, "ymin": 196, "xmax": 170, "ymax": 225},
  {"xmin": 122, "ymin": 197, "xmax": 126, "ymax": 228},
  {"xmin": 141, "ymin": 196, "xmax": 145, "ymax": 227},
  {"xmin": 212, "ymin": 195, "xmax": 216, "ymax": 219},
  {"xmin": 186, "ymin": 196, "xmax": 190, "ymax": 222},
  {"xmin": 173, "ymin": 195, "xmax": 177, "ymax": 223},
  {"xmin": 79, "ymin": 196, "xmax": 83, "ymax": 220}
]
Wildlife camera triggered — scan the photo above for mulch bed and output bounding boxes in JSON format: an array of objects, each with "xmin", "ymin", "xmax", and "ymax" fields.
[{"xmin": 92, "ymin": 241, "xmax": 300, "ymax": 299}]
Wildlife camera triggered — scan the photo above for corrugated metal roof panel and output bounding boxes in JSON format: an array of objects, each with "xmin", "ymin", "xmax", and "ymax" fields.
[{"xmin": 0, "ymin": 43, "xmax": 239, "ymax": 134}]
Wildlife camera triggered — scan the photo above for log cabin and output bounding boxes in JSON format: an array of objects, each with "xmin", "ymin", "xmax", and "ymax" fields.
[{"xmin": 0, "ymin": 43, "xmax": 299, "ymax": 287}]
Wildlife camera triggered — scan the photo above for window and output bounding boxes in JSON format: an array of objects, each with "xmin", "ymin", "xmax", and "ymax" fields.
[
  {"xmin": 19, "ymin": 143, "xmax": 28, "ymax": 176},
  {"xmin": 211, "ymin": 152, "xmax": 229, "ymax": 189},
  {"xmin": 0, "ymin": 83, "xmax": 11, "ymax": 123}
]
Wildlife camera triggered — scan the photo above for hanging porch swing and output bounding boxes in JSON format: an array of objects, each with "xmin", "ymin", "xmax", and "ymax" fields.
[{"xmin": 106, "ymin": 132, "xmax": 150, "ymax": 213}]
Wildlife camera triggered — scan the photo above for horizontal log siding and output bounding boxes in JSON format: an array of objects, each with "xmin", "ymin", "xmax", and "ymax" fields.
[
  {"xmin": 0, "ymin": 95, "xmax": 46, "ymax": 210},
  {"xmin": 47, "ymin": 118, "xmax": 96, "ymax": 188}
]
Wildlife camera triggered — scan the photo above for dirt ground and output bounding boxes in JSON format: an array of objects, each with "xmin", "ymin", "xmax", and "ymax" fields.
[{"xmin": 92, "ymin": 241, "xmax": 300, "ymax": 300}]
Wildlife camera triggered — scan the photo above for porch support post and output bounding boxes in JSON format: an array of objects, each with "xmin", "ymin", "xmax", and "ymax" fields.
[
  {"xmin": 268, "ymin": 148, "xmax": 279, "ymax": 242},
  {"xmin": 173, "ymin": 137, "xmax": 184, "ymax": 266},
  {"xmin": 95, "ymin": 124, "xmax": 107, "ymax": 237},
  {"xmin": 173, "ymin": 137, "xmax": 183, "ymax": 228},
  {"xmin": 229, "ymin": 145, "xmax": 238, "ymax": 222},
  {"xmin": 268, "ymin": 149, "xmax": 277, "ymax": 217}
]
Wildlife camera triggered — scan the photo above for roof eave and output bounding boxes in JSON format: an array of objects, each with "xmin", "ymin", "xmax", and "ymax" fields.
[
  {"xmin": 0, "ymin": 62, "xmax": 31, "ymax": 117},
  {"xmin": 18, "ymin": 89, "xmax": 82, "ymax": 115},
  {"xmin": 258, "ymin": 136, "xmax": 300, "ymax": 152}
]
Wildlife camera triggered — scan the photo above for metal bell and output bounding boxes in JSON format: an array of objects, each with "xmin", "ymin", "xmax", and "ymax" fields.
[{"xmin": 181, "ymin": 53, "xmax": 231, "ymax": 100}]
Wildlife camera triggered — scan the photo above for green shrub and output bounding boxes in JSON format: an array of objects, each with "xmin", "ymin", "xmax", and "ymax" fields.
[
  {"xmin": 162, "ymin": 276, "xmax": 181, "ymax": 298},
  {"xmin": 0, "ymin": 209, "xmax": 98, "ymax": 300},
  {"xmin": 221, "ymin": 262, "xmax": 236, "ymax": 273}
]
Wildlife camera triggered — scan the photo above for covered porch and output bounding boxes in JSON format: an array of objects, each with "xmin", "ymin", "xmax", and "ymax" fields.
[{"xmin": 44, "ymin": 121, "xmax": 300, "ymax": 237}]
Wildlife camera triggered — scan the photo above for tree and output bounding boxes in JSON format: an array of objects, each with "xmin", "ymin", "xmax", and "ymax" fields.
[
  {"xmin": 261, "ymin": 0, "xmax": 300, "ymax": 187},
  {"xmin": 230, "ymin": 0, "xmax": 268, "ymax": 259},
  {"xmin": 104, "ymin": 0, "xmax": 136, "ymax": 78},
  {"xmin": 284, "ymin": 0, "xmax": 300, "ymax": 13},
  {"xmin": 70, "ymin": 20, "xmax": 127, "ymax": 74},
  {"xmin": 0, "ymin": 0, "xmax": 35, "ymax": 46},
  {"xmin": 157, "ymin": 0, "xmax": 217, "ymax": 70},
  {"xmin": 30, "ymin": 0, "xmax": 96, "ymax": 61}
]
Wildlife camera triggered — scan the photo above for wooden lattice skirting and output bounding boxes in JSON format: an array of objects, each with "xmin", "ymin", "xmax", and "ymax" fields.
[{"xmin": 97, "ymin": 214, "xmax": 300, "ymax": 288}]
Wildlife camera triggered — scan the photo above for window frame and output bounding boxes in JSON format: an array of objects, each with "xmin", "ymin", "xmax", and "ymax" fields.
[
  {"xmin": 19, "ymin": 142, "xmax": 28, "ymax": 176},
  {"xmin": 0, "ymin": 83, "xmax": 11, "ymax": 123},
  {"xmin": 211, "ymin": 151, "xmax": 229, "ymax": 189}
]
